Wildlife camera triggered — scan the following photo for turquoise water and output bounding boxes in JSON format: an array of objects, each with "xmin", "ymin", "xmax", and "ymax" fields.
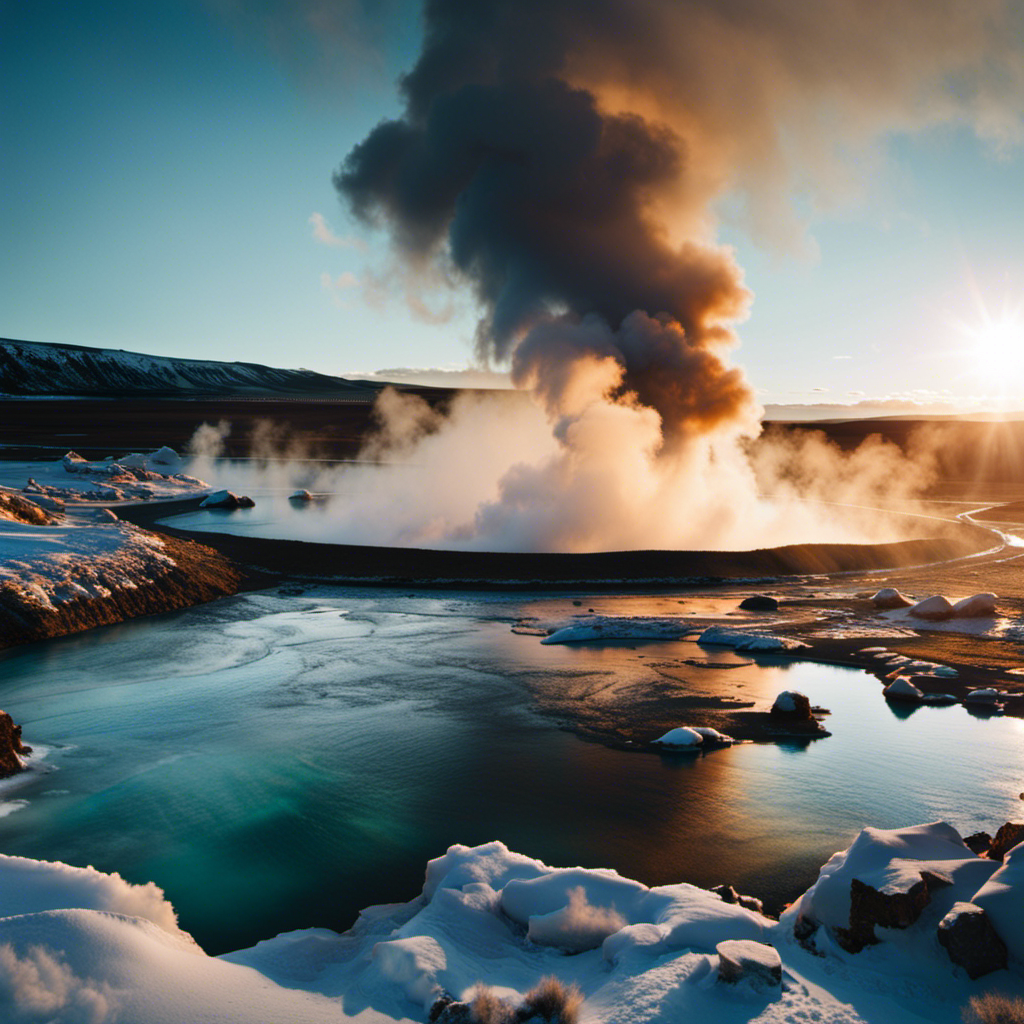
[{"xmin": 0, "ymin": 588, "xmax": 1022, "ymax": 954}]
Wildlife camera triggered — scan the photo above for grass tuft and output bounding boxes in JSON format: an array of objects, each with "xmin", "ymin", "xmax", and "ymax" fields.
[{"xmin": 963, "ymin": 993, "xmax": 1024, "ymax": 1024}]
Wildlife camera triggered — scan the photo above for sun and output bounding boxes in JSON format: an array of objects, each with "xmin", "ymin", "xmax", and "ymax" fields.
[{"xmin": 961, "ymin": 310, "xmax": 1024, "ymax": 386}]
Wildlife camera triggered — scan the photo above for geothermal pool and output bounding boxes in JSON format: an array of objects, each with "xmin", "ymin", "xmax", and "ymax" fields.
[{"xmin": 0, "ymin": 587, "xmax": 1022, "ymax": 955}]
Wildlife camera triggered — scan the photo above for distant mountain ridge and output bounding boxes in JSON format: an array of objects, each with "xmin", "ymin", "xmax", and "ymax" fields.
[{"xmin": 0, "ymin": 338, "xmax": 385, "ymax": 398}]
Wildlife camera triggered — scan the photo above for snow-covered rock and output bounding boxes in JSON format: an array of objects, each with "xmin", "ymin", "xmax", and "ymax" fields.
[
  {"xmin": 883, "ymin": 677, "xmax": 924, "ymax": 703},
  {"xmin": 937, "ymin": 901, "xmax": 1008, "ymax": 978},
  {"xmin": 199, "ymin": 489, "xmax": 255, "ymax": 510},
  {"xmin": 964, "ymin": 688, "xmax": 1001, "ymax": 704},
  {"xmin": 690, "ymin": 727, "xmax": 734, "ymax": 746},
  {"xmin": 909, "ymin": 595, "xmax": 955, "ymax": 620},
  {"xmin": 715, "ymin": 939, "xmax": 781, "ymax": 988},
  {"xmin": 952, "ymin": 593, "xmax": 997, "ymax": 617},
  {"xmin": 541, "ymin": 616, "xmax": 691, "ymax": 645},
  {"xmin": 652, "ymin": 727, "xmax": 704, "ymax": 749},
  {"xmin": 289, "ymin": 489, "xmax": 314, "ymax": 502},
  {"xmin": 785, "ymin": 822, "xmax": 999, "ymax": 953},
  {"xmin": 771, "ymin": 691, "xmax": 812, "ymax": 720},
  {"xmin": 871, "ymin": 588, "xmax": 912, "ymax": 609},
  {"xmin": 972, "ymin": 841, "xmax": 1024, "ymax": 963}
]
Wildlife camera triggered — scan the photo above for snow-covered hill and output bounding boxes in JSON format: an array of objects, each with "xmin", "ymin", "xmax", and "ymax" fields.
[{"xmin": 0, "ymin": 338, "xmax": 384, "ymax": 398}]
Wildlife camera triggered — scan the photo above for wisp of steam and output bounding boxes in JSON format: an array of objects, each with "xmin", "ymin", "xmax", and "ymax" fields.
[{"xmin": 225, "ymin": 0, "xmax": 1024, "ymax": 552}]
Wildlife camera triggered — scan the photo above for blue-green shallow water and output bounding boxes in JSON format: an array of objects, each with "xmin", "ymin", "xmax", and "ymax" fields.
[{"xmin": 0, "ymin": 588, "xmax": 1022, "ymax": 955}]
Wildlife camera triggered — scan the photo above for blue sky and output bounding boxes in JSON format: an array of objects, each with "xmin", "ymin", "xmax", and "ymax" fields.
[{"xmin": 3, "ymin": 1, "xmax": 1022, "ymax": 408}]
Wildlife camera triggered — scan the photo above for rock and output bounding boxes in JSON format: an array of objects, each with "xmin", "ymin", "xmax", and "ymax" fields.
[
  {"xmin": 690, "ymin": 726, "xmax": 734, "ymax": 746},
  {"xmin": 952, "ymin": 593, "xmax": 997, "ymax": 617},
  {"xmin": 770, "ymin": 691, "xmax": 813, "ymax": 721},
  {"xmin": 989, "ymin": 822, "xmax": 1024, "ymax": 861},
  {"xmin": 289, "ymin": 489, "xmax": 313, "ymax": 503},
  {"xmin": 739, "ymin": 595, "xmax": 778, "ymax": 611},
  {"xmin": 710, "ymin": 885, "xmax": 763, "ymax": 914},
  {"xmin": 430, "ymin": 997, "xmax": 472, "ymax": 1024},
  {"xmin": 0, "ymin": 711, "xmax": 30, "ymax": 779},
  {"xmin": 711, "ymin": 884, "xmax": 739, "ymax": 904},
  {"xmin": 908, "ymin": 595, "xmax": 955, "ymax": 620},
  {"xmin": 964, "ymin": 688, "xmax": 1001, "ymax": 705},
  {"xmin": 937, "ymin": 902, "xmax": 1007, "ymax": 978},
  {"xmin": 200, "ymin": 490, "xmax": 255, "ymax": 510},
  {"xmin": 883, "ymin": 677, "xmax": 924, "ymax": 703},
  {"xmin": 836, "ymin": 871, "xmax": 950, "ymax": 952},
  {"xmin": 963, "ymin": 832, "xmax": 992, "ymax": 856},
  {"xmin": 871, "ymin": 588, "xmax": 912, "ymax": 609},
  {"xmin": 716, "ymin": 939, "xmax": 782, "ymax": 987}
]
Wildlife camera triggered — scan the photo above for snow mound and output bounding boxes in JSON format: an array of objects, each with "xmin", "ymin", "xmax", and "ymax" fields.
[
  {"xmin": 697, "ymin": 626, "xmax": 809, "ymax": 652},
  {"xmin": 952, "ymin": 593, "xmax": 997, "ymax": 617},
  {"xmin": 871, "ymin": 588, "xmax": 912, "ymax": 609},
  {"xmin": 652, "ymin": 727, "xmax": 703, "ymax": 748},
  {"xmin": 908, "ymin": 595, "xmax": 955, "ymax": 620}
]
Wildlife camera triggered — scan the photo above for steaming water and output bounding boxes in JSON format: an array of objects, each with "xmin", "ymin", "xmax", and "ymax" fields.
[{"xmin": 0, "ymin": 587, "xmax": 1021, "ymax": 955}]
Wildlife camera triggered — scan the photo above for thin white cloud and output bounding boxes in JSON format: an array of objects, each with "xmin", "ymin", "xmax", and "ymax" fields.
[
  {"xmin": 320, "ymin": 270, "xmax": 360, "ymax": 307},
  {"xmin": 309, "ymin": 212, "xmax": 362, "ymax": 249}
]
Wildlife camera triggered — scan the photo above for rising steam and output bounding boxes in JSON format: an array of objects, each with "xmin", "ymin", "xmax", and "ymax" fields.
[{"xmin": 297, "ymin": 1, "xmax": 1024, "ymax": 551}]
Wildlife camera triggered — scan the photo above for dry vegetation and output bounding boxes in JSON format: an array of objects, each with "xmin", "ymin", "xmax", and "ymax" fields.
[{"xmin": 963, "ymin": 993, "xmax": 1024, "ymax": 1024}]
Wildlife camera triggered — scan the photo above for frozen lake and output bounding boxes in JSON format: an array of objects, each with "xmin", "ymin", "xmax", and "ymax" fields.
[{"xmin": 1, "ymin": 587, "xmax": 1022, "ymax": 954}]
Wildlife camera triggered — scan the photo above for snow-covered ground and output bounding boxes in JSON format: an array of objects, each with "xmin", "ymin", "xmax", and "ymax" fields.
[
  {"xmin": 0, "ymin": 449, "xmax": 208, "ymax": 505},
  {"xmin": 0, "ymin": 824, "xmax": 1020, "ymax": 1023},
  {"xmin": 0, "ymin": 450, "xmax": 211, "ymax": 616}
]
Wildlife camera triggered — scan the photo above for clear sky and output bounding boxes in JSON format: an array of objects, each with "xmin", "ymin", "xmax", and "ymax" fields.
[{"xmin": 3, "ymin": 0, "xmax": 1022, "ymax": 410}]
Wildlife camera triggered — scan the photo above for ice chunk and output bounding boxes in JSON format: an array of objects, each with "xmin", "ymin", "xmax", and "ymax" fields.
[
  {"xmin": 883, "ymin": 677, "xmax": 923, "ymax": 702},
  {"xmin": 698, "ymin": 626, "xmax": 808, "ymax": 651}
]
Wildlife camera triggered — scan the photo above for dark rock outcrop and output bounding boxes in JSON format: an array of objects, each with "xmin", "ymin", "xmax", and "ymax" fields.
[
  {"xmin": 0, "ymin": 711, "xmax": 30, "ymax": 778},
  {"xmin": 834, "ymin": 870, "xmax": 950, "ymax": 952},
  {"xmin": 710, "ymin": 884, "xmax": 764, "ymax": 914},
  {"xmin": 989, "ymin": 822, "xmax": 1024, "ymax": 861},
  {"xmin": 937, "ymin": 902, "xmax": 1007, "ymax": 978},
  {"xmin": 964, "ymin": 832, "xmax": 993, "ymax": 856},
  {"xmin": 739, "ymin": 595, "xmax": 778, "ymax": 611}
]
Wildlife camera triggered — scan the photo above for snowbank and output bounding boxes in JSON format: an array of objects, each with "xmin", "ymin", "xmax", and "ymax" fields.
[{"xmin": 2, "ymin": 835, "xmax": 1022, "ymax": 1023}]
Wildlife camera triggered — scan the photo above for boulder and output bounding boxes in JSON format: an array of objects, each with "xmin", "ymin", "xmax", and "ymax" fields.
[
  {"xmin": 289, "ymin": 489, "xmax": 314, "ymax": 503},
  {"xmin": 710, "ymin": 885, "xmax": 764, "ymax": 914},
  {"xmin": 200, "ymin": 490, "xmax": 256, "ymax": 510},
  {"xmin": 739, "ymin": 595, "xmax": 778, "ymax": 611},
  {"xmin": 963, "ymin": 832, "xmax": 992, "ymax": 857},
  {"xmin": 0, "ymin": 711, "xmax": 30, "ymax": 778},
  {"xmin": 770, "ymin": 691, "xmax": 813, "ymax": 721},
  {"xmin": 836, "ymin": 871, "xmax": 950, "ymax": 952},
  {"xmin": 871, "ymin": 588, "xmax": 913, "ymax": 609},
  {"xmin": 716, "ymin": 939, "xmax": 782, "ymax": 987},
  {"xmin": 908, "ymin": 595, "xmax": 955, "ymax": 620},
  {"xmin": 989, "ymin": 822, "xmax": 1024, "ymax": 861},
  {"xmin": 937, "ymin": 902, "xmax": 1007, "ymax": 978},
  {"xmin": 964, "ymin": 688, "xmax": 1001, "ymax": 705},
  {"xmin": 952, "ymin": 593, "xmax": 997, "ymax": 618}
]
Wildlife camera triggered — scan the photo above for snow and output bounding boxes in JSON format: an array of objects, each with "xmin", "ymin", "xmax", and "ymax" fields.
[
  {"xmin": 0, "ymin": 452, "xmax": 208, "ymax": 504},
  {"xmin": 964, "ymin": 688, "xmax": 1002, "ymax": 704},
  {"xmin": 691, "ymin": 726, "xmax": 734, "ymax": 745},
  {"xmin": 697, "ymin": 626, "xmax": 809, "ymax": 652},
  {"xmin": 972, "ymin": 841, "xmax": 1024, "ymax": 963},
  {"xmin": 1, "ymin": 835, "xmax": 1022, "ymax": 1024},
  {"xmin": 0, "ymin": 512, "xmax": 174, "ymax": 611},
  {"xmin": 652, "ymin": 727, "xmax": 704, "ymax": 748}
]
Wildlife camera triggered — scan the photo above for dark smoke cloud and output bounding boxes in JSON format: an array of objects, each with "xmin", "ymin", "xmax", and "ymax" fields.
[{"xmin": 335, "ymin": 0, "xmax": 1022, "ymax": 446}]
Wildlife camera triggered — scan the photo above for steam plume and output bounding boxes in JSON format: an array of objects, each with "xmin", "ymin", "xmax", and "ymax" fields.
[{"xmin": 322, "ymin": 0, "xmax": 1023, "ymax": 551}]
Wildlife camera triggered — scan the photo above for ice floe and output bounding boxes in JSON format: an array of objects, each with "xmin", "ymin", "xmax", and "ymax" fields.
[{"xmin": 697, "ymin": 625, "xmax": 809, "ymax": 651}]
